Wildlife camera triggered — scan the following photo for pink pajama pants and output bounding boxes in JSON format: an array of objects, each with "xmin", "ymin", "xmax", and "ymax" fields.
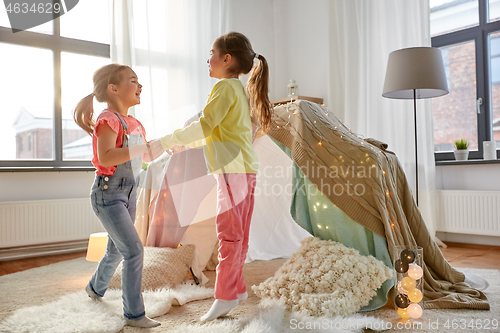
[{"xmin": 214, "ymin": 173, "xmax": 257, "ymax": 301}]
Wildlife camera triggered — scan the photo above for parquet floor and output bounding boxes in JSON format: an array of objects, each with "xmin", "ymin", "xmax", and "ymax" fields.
[{"xmin": 0, "ymin": 242, "xmax": 498, "ymax": 277}]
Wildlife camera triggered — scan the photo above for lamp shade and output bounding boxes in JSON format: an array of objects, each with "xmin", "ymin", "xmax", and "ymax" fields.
[
  {"xmin": 382, "ymin": 47, "xmax": 449, "ymax": 99},
  {"xmin": 86, "ymin": 232, "xmax": 108, "ymax": 262}
]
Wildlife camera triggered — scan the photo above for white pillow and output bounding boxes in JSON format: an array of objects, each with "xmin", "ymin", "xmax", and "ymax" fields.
[{"xmin": 252, "ymin": 237, "xmax": 392, "ymax": 316}]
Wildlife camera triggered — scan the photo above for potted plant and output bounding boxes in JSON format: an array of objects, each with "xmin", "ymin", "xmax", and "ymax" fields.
[{"xmin": 453, "ymin": 138, "xmax": 469, "ymax": 161}]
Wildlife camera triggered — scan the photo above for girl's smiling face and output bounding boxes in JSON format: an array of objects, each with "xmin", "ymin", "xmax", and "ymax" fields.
[{"xmin": 116, "ymin": 68, "xmax": 142, "ymax": 107}]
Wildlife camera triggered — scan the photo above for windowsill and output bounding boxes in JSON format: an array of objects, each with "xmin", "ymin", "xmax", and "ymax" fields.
[
  {"xmin": 436, "ymin": 159, "xmax": 500, "ymax": 166},
  {"xmin": 0, "ymin": 167, "xmax": 95, "ymax": 172}
]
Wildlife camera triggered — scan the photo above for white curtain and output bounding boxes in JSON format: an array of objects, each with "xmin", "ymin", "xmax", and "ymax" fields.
[
  {"xmin": 327, "ymin": 0, "xmax": 438, "ymax": 237},
  {"xmin": 111, "ymin": 0, "xmax": 231, "ymax": 138}
]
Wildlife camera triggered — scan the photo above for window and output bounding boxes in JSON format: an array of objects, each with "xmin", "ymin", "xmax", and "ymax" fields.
[
  {"xmin": 0, "ymin": 0, "xmax": 111, "ymax": 169},
  {"xmin": 431, "ymin": 0, "xmax": 500, "ymax": 160}
]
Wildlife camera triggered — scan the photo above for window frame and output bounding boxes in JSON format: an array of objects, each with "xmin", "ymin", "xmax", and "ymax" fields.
[
  {"xmin": 0, "ymin": 11, "xmax": 109, "ymax": 171},
  {"xmin": 432, "ymin": 0, "xmax": 500, "ymax": 161}
]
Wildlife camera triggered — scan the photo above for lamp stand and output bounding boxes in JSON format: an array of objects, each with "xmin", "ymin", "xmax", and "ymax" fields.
[{"xmin": 413, "ymin": 89, "xmax": 419, "ymax": 206}]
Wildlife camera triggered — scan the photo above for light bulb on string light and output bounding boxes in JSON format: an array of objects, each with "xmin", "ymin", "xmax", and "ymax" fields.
[
  {"xmin": 408, "ymin": 289, "xmax": 423, "ymax": 303},
  {"xmin": 394, "ymin": 259, "xmax": 409, "ymax": 273},
  {"xmin": 397, "ymin": 307, "xmax": 410, "ymax": 319},
  {"xmin": 408, "ymin": 263, "xmax": 424, "ymax": 280},
  {"xmin": 401, "ymin": 276, "xmax": 416, "ymax": 291},
  {"xmin": 395, "ymin": 294, "xmax": 410, "ymax": 308},
  {"xmin": 396, "ymin": 282, "xmax": 408, "ymax": 295},
  {"xmin": 407, "ymin": 303, "xmax": 423, "ymax": 319},
  {"xmin": 400, "ymin": 249, "xmax": 416, "ymax": 264}
]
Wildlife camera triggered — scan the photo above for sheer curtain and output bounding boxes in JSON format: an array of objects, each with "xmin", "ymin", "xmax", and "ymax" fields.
[
  {"xmin": 111, "ymin": 0, "xmax": 231, "ymax": 138},
  {"xmin": 327, "ymin": 0, "xmax": 439, "ymax": 238}
]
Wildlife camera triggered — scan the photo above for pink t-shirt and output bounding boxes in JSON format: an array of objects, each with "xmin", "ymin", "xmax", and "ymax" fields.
[{"xmin": 92, "ymin": 110, "xmax": 147, "ymax": 176}]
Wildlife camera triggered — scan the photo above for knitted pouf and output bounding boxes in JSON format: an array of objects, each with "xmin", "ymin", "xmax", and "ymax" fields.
[{"xmin": 109, "ymin": 245, "xmax": 195, "ymax": 292}]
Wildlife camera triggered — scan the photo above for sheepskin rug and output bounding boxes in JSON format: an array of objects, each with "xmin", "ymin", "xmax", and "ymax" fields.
[
  {"xmin": 0, "ymin": 284, "xmax": 213, "ymax": 333},
  {"xmin": 169, "ymin": 298, "xmax": 388, "ymax": 333}
]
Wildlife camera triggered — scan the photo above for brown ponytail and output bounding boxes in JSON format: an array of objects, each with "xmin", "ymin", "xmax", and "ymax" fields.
[
  {"xmin": 73, "ymin": 64, "xmax": 130, "ymax": 135},
  {"xmin": 214, "ymin": 32, "xmax": 273, "ymax": 132},
  {"xmin": 246, "ymin": 54, "xmax": 272, "ymax": 132}
]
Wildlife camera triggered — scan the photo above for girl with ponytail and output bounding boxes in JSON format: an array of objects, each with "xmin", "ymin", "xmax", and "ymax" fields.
[
  {"xmin": 159, "ymin": 31, "xmax": 273, "ymax": 322},
  {"xmin": 74, "ymin": 64, "xmax": 163, "ymax": 328}
]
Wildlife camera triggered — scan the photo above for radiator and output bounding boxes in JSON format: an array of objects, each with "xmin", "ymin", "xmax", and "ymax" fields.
[
  {"xmin": 436, "ymin": 190, "xmax": 500, "ymax": 236},
  {"xmin": 0, "ymin": 198, "xmax": 104, "ymax": 248}
]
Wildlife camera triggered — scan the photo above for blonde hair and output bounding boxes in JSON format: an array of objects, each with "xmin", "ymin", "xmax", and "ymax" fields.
[
  {"xmin": 73, "ymin": 64, "xmax": 130, "ymax": 135},
  {"xmin": 214, "ymin": 32, "xmax": 273, "ymax": 132}
]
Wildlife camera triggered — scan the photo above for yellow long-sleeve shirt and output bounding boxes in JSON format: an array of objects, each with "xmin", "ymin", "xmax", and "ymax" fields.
[{"xmin": 160, "ymin": 79, "xmax": 259, "ymax": 174}]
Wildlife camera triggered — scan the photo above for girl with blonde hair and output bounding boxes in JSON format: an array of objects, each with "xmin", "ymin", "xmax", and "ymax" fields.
[{"xmin": 74, "ymin": 63, "xmax": 163, "ymax": 328}]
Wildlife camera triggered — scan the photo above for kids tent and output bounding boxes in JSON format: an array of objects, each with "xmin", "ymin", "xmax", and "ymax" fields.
[{"xmin": 135, "ymin": 100, "xmax": 489, "ymax": 310}]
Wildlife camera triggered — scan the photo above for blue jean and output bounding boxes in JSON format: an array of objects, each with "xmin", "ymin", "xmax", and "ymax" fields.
[{"xmin": 88, "ymin": 162, "xmax": 145, "ymax": 320}]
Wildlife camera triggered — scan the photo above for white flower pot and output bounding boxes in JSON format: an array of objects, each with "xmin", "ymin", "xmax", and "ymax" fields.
[{"xmin": 454, "ymin": 149, "xmax": 469, "ymax": 161}]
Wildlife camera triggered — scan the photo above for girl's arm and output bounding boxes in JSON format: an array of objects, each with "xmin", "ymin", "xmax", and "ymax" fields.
[
  {"xmin": 97, "ymin": 123, "xmax": 151, "ymax": 167},
  {"xmin": 160, "ymin": 82, "xmax": 234, "ymax": 150}
]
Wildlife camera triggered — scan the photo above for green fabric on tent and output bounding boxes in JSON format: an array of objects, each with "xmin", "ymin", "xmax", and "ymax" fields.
[{"xmin": 273, "ymin": 139, "xmax": 394, "ymax": 311}]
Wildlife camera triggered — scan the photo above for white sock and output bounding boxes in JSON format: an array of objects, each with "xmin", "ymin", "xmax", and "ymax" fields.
[
  {"xmin": 237, "ymin": 292, "xmax": 248, "ymax": 301},
  {"xmin": 125, "ymin": 316, "xmax": 161, "ymax": 328},
  {"xmin": 200, "ymin": 299, "xmax": 239, "ymax": 322}
]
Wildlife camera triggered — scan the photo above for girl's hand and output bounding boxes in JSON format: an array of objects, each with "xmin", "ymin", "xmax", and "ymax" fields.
[
  {"xmin": 166, "ymin": 145, "xmax": 185, "ymax": 155},
  {"xmin": 146, "ymin": 139, "xmax": 164, "ymax": 161}
]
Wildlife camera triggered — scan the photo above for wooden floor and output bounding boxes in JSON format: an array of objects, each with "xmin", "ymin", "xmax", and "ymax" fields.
[{"xmin": 0, "ymin": 242, "xmax": 499, "ymax": 277}]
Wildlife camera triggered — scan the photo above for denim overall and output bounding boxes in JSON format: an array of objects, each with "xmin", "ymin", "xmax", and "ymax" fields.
[{"xmin": 87, "ymin": 112, "xmax": 146, "ymax": 320}]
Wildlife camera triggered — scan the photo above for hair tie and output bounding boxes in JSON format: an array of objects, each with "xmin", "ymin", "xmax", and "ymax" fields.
[{"xmin": 254, "ymin": 52, "xmax": 260, "ymax": 59}]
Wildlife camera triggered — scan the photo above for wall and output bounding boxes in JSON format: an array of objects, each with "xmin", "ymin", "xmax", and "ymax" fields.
[
  {"xmin": 436, "ymin": 164, "xmax": 500, "ymax": 246},
  {"xmin": 0, "ymin": 171, "xmax": 95, "ymax": 202},
  {"xmin": 229, "ymin": 0, "xmax": 329, "ymax": 102},
  {"xmin": 227, "ymin": 0, "xmax": 277, "ymax": 99},
  {"xmin": 272, "ymin": 0, "xmax": 329, "ymax": 102}
]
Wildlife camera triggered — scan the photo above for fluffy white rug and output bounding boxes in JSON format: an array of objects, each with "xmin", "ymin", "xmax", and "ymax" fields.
[
  {"xmin": 0, "ymin": 284, "xmax": 213, "ymax": 333},
  {"xmin": 169, "ymin": 298, "xmax": 387, "ymax": 333}
]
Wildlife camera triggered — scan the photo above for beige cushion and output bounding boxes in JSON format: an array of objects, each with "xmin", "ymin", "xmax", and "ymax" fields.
[
  {"xmin": 252, "ymin": 237, "xmax": 392, "ymax": 316},
  {"xmin": 109, "ymin": 245, "xmax": 195, "ymax": 291}
]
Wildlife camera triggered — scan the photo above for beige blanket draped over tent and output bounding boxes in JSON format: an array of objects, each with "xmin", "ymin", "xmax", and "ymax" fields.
[{"xmin": 268, "ymin": 100, "xmax": 489, "ymax": 310}]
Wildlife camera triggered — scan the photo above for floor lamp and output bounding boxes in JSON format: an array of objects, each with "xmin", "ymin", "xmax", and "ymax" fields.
[{"xmin": 382, "ymin": 47, "xmax": 449, "ymax": 206}]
